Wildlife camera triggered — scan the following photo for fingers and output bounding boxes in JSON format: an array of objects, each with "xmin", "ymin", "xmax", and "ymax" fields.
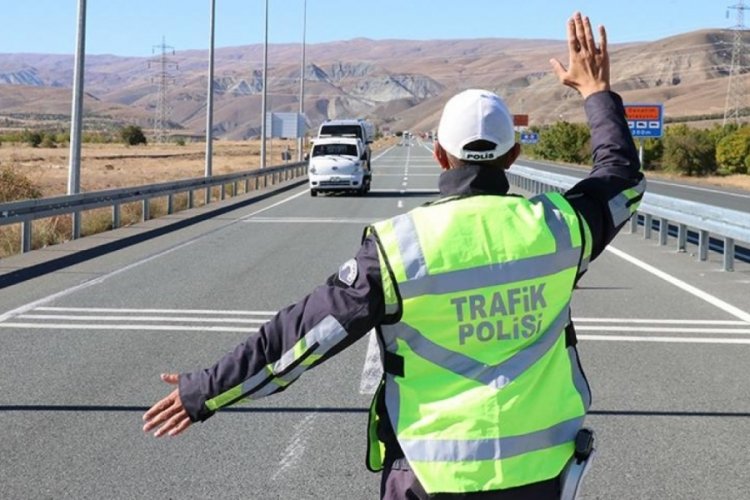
[
  {"xmin": 566, "ymin": 16, "xmax": 577, "ymax": 53},
  {"xmin": 599, "ymin": 25, "xmax": 608, "ymax": 55},
  {"xmin": 573, "ymin": 12, "xmax": 587, "ymax": 52},
  {"xmin": 549, "ymin": 58, "xmax": 567, "ymax": 81},
  {"xmin": 582, "ymin": 15, "xmax": 596, "ymax": 54},
  {"xmin": 154, "ymin": 408, "xmax": 190, "ymax": 437},
  {"xmin": 161, "ymin": 373, "xmax": 179, "ymax": 385}
]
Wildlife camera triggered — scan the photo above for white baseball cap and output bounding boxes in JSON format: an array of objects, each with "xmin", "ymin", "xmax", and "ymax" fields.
[{"xmin": 437, "ymin": 89, "xmax": 515, "ymax": 161}]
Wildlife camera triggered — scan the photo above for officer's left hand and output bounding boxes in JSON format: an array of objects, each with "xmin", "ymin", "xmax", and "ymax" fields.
[{"xmin": 142, "ymin": 373, "xmax": 192, "ymax": 437}]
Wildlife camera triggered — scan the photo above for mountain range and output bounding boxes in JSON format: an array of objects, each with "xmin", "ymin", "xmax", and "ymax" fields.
[{"xmin": 0, "ymin": 29, "xmax": 748, "ymax": 139}]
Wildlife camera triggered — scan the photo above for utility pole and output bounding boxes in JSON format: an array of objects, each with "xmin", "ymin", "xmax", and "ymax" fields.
[
  {"xmin": 149, "ymin": 37, "xmax": 178, "ymax": 143},
  {"xmin": 206, "ymin": 0, "xmax": 216, "ymax": 179},
  {"xmin": 68, "ymin": 0, "xmax": 86, "ymax": 241},
  {"xmin": 723, "ymin": 0, "xmax": 748, "ymax": 127},
  {"xmin": 298, "ymin": 0, "xmax": 307, "ymax": 161},
  {"xmin": 260, "ymin": 0, "xmax": 269, "ymax": 168}
]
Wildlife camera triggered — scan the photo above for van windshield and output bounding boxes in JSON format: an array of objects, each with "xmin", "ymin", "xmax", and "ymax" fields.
[
  {"xmin": 312, "ymin": 144, "xmax": 358, "ymax": 157},
  {"xmin": 319, "ymin": 125, "xmax": 364, "ymax": 141}
]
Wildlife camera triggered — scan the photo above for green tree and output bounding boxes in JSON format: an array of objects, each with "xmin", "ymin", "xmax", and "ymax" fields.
[
  {"xmin": 120, "ymin": 125, "xmax": 147, "ymax": 146},
  {"xmin": 662, "ymin": 124, "xmax": 716, "ymax": 176},
  {"xmin": 532, "ymin": 121, "xmax": 591, "ymax": 164},
  {"xmin": 715, "ymin": 127, "xmax": 750, "ymax": 175},
  {"xmin": 22, "ymin": 130, "xmax": 43, "ymax": 148}
]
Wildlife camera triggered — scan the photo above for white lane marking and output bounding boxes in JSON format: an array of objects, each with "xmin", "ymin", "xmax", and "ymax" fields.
[
  {"xmin": 360, "ymin": 330, "xmax": 383, "ymax": 394},
  {"xmin": 577, "ymin": 326, "xmax": 750, "ymax": 334},
  {"xmin": 0, "ymin": 323, "xmax": 259, "ymax": 333},
  {"xmin": 271, "ymin": 413, "xmax": 317, "ymax": 482},
  {"xmin": 36, "ymin": 307, "xmax": 276, "ymax": 315},
  {"xmin": 397, "ymin": 200, "xmax": 404, "ymax": 209},
  {"xmin": 0, "ymin": 189, "xmax": 309, "ymax": 323},
  {"xmin": 579, "ymin": 335, "xmax": 750, "ymax": 344},
  {"xmin": 18, "ymin": 314, "xmax": 269, "ymax": 324},
  {"xmin": 370, "ymin": 189, "xmax": 438, "ymax": 194},
  {"xmin": 243, "ymin": 217, "xmax": 375, "ymax": 224},
  {"xmin": 573, "ymin": 318, "xmax": 749, "ymax": 325},
  {"xmin": 372, "ymin": 146, "xmax": 395, "ymax": 161},
  {"xmin": 606, "ymin": 246, "xmax": 750, "ymax": 323},
  {"xmin": 375, "ymin": 174, "xmax": 436, "ymax": 177}
]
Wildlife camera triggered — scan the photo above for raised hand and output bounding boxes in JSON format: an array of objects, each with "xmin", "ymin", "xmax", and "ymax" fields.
[{"xmin": 550, "ymin": 12, "xmax": 610, "ymax": 99}]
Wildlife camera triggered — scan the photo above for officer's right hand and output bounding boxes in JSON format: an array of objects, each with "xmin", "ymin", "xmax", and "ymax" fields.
[
  {"xmin": 550, "ymin": 12, "xmax": 610, "ymax": 99},
  {"xmin": 142, "ymin": 373, "xmax": 192, "ymax": 437}
]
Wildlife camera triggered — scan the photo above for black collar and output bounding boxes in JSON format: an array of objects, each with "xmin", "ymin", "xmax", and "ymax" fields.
[{"xmin": 438, "ymin": 163, "xmax": 510, "ymax": 197}]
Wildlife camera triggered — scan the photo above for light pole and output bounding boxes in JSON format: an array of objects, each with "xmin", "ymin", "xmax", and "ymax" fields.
[
  {"xmin": 68, "ymin": 0, "xmax": 87, "ymax": 240},
  {"xmin": 260, "ymin": 0, "xmax": 269, "ymax": 168},
  {"xmin": 297, "ymin": 0, "xmax": 307, "ymax": 161},
  {"xmin": 205, "ymin": 0, "xmax": 216, "ymax": 180}
]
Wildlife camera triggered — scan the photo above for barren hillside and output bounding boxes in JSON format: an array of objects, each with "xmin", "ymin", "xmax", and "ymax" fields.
[{"xmin": 0, "ymin": 30, "xmax": 747, "ymax": 137}]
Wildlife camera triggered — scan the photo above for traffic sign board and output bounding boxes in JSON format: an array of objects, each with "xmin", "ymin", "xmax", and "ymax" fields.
[
  {"xmin": 520, "ymin": 132, "xmax": 539, "ymax": 144},
  {"xmin": 624, "ymin": 104, "xmax": 663, "ymax": 138}
]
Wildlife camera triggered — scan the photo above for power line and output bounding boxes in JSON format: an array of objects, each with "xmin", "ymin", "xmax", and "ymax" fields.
[
  {"xmin": 149, "ymin": 36, "xmax": 178, "ymax": 143},
  {"xmin": 724, "ymin": 1, "xmax": 748, "ymax": 126}
]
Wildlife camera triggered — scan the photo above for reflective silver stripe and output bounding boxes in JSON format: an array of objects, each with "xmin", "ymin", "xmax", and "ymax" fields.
[
  {"xmin": 385, "ymin": 373, "xmax": 401, "ymax": 439},
  {"xmin": 389, "ymin": 303, "xmax": 570, "ymax": 388},
  {"xmin": 400, "ymin": 416, "xmax": 583, "ymax": 462},
  {"xmin": 392, "ymin": 213, "xmax": 428, "ymax": 280},
  {"xmin": 271, "ymin": 315, "xmax": 347, "ymax": 374},
  {"xmin": 398, "ymin": 248, "xmax": 580, "ymax": 299},
  {"xmin": 531, "ymin": 194, "xmax": 572, "ymax": 251},
  {"xmin": 568, "ymin": 346, "xmax": 591, "ymax": 411},
  {"xmin": 385, "ymin": 302, "xmax": 399, "ymax": 315},
  {"xmin": 235, "ymin": 315, "xmax": 347, "ymax": 400},
  {"xmin": 608, "ymin": 178, "xmax": 646, "ymax": 227}
]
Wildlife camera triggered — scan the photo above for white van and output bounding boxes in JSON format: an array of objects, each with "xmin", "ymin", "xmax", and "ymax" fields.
[{"xmin": 308, "ymin": 137, "xmax": 370, "ymax": 197}]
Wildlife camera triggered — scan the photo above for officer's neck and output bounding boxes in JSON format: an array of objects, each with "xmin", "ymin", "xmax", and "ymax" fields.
[{"xmin": 438, "ymin": 163, "xmax": 510, "ymax": 197}]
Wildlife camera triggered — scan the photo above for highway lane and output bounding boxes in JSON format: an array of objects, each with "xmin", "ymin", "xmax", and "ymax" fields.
[
  {"xmin": 516, "ymin": 157, "xmax": 750, "ymax": 213},
  {"xmin": 0, "ymin": 144, "xmax": 748, "ymax": 499}
]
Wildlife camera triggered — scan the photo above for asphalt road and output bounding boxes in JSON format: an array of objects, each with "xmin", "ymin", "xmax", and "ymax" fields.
[{"xmin": 0, "ymin": 144, "xmax": 749, "ymax": 499}]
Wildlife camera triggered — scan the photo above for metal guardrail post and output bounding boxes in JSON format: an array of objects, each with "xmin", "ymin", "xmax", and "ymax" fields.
[
  {"xmin": 245, "ymin": 178, "xmax": 250, "ymax": 193},
  {"xmin": 698, "ymin": 230, "xmax": 709, "ymax": 261},
  {"xmin": 221, "ymin": 184, "xmax": 226, "ymax": 200},
  {"xmin": 22, "ymin": 219, "xmax": 32, "ymax": 253},
  {"xmin": 112, "ymin": 203, "xmax": 121, "ymax": 229},
  {"xmin": 677, "ymin": 224, "xmax": 687, "ymax": 252},
  {"xmin": 142, "ymin": 199, "xmax": 149, "ymax": 221},
  {"xmin": 205, "ymin": 187, "xmax": 211, "ymax": 205},
  {"xmin": 630, "ymin": 213, "xmax": 638, "ymax": 234},
  {"xmin": 233, "ymin": 181, "xmax": 238, "ymax": 196},
  {"xmin": 72, "ymin": 212, "xmax": 81, "ymax": 240},
  {"xmin": 659, "ymin": 218, "xmax": 669, "ymax": 245},
  {"xmin": 188, "ymin": 190, "xmax": 194, "ymax": 209},
  {"xmin": 167, "ymin": 194, "xmax": 174, "ymax": 215},
  {"xmin": 644, "ymin": 214, "xmax": 653, "ymax": 240},
  {"xmin": 724, "ymin": 238, "xmax": 735, "ymax": 272}
]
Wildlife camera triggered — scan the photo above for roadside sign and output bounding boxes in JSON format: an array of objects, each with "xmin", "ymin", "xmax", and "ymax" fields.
[
  {"xmin": 513, "ymin": 114, "xmax": 529, "ymax": 127},
  {"xmin": 624, "ymin": 104, "xmax": 663, "ymax": 138},
  {"xmin": 520, "ymin": 132, "xmax": 539, "ymax": 144}
]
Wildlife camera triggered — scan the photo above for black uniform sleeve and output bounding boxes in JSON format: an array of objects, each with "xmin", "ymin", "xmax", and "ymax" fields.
[
  {"xmin": 179, "ymin": 235, "xmax": 386, "ymax": 422},
  {"xmin": 565, "ymin": 91, "xmax": 646, "ymax": 261}
]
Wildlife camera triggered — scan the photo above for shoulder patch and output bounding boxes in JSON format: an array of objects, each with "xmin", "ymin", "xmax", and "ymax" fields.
[{"xmin": 338, "ymin": 258, "xmax": 359, "ymax": 286}]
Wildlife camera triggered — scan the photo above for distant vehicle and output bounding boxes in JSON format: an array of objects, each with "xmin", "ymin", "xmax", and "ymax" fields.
[
  {"xmin": 317, "ymin": 119, "xmax": 374, "ymax": 170},
  {"xmin": 308, "ymin": 137, "xmax": 371, "ymax": 197}
]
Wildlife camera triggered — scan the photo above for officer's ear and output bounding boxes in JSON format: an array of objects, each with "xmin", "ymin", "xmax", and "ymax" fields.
[
  {"xmin": 434, "ymin": 141, "xmax": 450, "ymax": 170},
  {"xmin": 502, "ymin": 143, "xmax": 521, "ymax": 170}
]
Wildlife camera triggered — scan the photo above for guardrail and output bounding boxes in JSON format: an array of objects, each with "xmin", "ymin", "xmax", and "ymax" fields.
[
  {"xmin": 0, "ymin": 161, "xmax": 307, "ymax": 254},
  {"xmin": 508, "ymin": 164, "xmax": 750, "ymax": 272}
]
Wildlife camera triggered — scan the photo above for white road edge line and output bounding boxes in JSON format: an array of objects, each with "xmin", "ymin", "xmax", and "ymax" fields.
[
  {"xmin": 578, "ymin": 335, "xmax": 750, "ymax": 344},
  {"xmin": 36, "ymin": 307, "xmax": 276, "ymax": 315},
  {"xmin": 0, "ymin": 189, "xmax": 309, "ymax": 323},
  {"xmin": 0, "ymin": 323, "xmax": 260, "ymax": 333},
  {"xmin": 606, "ymin": 245, "xmax": 750, "ymax": 323},
  {"xmin": 19, "ymin": 314, "xmax": 269, "ymax": 324}
]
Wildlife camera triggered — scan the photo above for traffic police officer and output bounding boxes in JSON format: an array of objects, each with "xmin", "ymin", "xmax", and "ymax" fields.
[{"xmin": 144, "ymin": 12, "xmax": 645, "ymax": 499}]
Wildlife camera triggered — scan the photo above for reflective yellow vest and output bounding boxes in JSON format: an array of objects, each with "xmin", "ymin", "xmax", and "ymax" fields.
[{"xmin": 366, "ymin": 192, "xmax": 593, "ymax": 494}]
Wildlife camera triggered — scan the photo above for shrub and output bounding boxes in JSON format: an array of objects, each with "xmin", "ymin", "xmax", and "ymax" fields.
[
  {"xmin": 662, "ymin": 124, "xmax": 716, "ymax": 176},
  {"xmin": 0, "ymin": 165, "xmax": 43, "ymax": 202},
  {"xmin": 531, "ymin": 121, "xmax": 591, "ymax": 165},
  {"xmin": 120, "ymin": 125, "xmax": 147, "ymax": 146},
  {"xmin": 715, "ymin": 127, "xmax": 750, "ymax": 175},
  {"xmin": 22, "ymin": 130, "xmax": 43, "ymax": 148}
]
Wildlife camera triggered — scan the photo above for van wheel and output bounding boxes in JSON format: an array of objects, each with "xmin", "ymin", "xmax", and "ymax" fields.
[{"xmin": 310, "ymin": 189, "xmax": 318, "ymax": 197}]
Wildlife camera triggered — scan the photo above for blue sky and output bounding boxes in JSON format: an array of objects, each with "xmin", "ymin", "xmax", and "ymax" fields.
[{"xmin": 1, "ymin": 0, "xmax": 736, "ymax": 57}]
